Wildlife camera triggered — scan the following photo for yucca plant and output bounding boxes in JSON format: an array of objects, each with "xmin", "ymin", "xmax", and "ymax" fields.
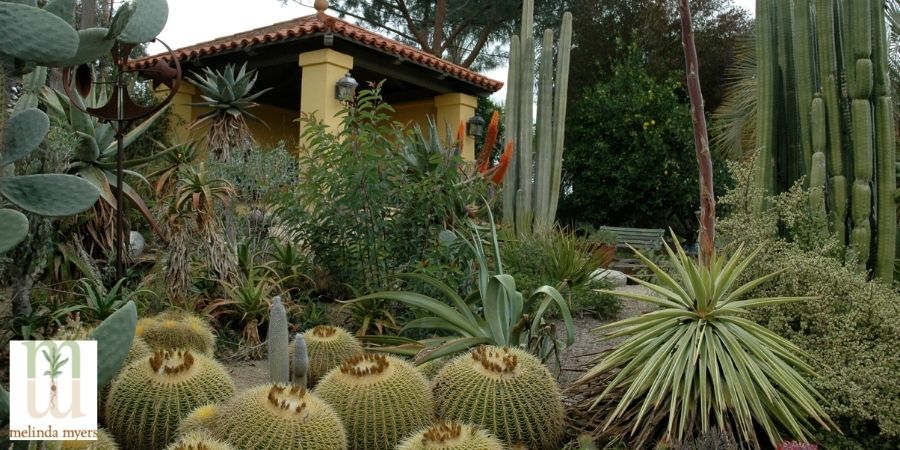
[
  {"xmin": 347, "ymin": 207, "xmax": 575, "ymax": 364},
  {"xmin": 573, "ymin": 235, "xmax": 835, "ymax": 448},
  {"xmin": 188, "ymin": 62, "xmax": 272, "ymax": 162}
]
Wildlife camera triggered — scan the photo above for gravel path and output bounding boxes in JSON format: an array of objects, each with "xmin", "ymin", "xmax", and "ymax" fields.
[{"xmin": 224, "ymin": 284, "xmax": 659, "ymax": 392}]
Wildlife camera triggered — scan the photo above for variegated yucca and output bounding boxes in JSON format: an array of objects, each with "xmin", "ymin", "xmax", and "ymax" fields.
[{"xmin": 574, "ymin": 234, "xmax": 835, "ymax": 448}]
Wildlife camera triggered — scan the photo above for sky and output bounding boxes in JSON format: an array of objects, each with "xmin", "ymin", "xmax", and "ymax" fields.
[{"xmin": 148, "ymin": 0, "xmax": 758, "ymax": 102}]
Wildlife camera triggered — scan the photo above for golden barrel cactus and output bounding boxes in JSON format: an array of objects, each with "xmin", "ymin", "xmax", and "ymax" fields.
[
  {"xmin": 291, "ymin": 325, "xmax": 363, "ymax": 386},
  {"xmin": 60, "ymin": 429, "xmax": 118, "ymax": 449},
  {"xmin": 431, "ymin": 346, "xmax": 565, "ymax": 449},
  {"xmin": 105, "ymin": 349, "xmax": 236, "ymax": 450},
  {"xmin": 177, "ymin": 403, "xmax": 221, "ymax": 437},
  {"xmin": 396, "ymin": 421, "xmax": 504, "ymax": 450},
  {"xmin": 136, "ymin": 309, "xmax": 216, "ymax": 355},
  {"xmin": 315, "ymin": 353, "xmax": 434, "ymax": 450},
  {"xmin": 210, "ymin": 383, "xmax": 348, "ymax": 450},
  {"xmin": 165, "ymin": 431, "xmax": 236, "ymax": 450}
]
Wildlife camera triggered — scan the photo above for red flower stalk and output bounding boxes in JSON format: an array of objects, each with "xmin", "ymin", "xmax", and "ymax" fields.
[
  {"xmin": 456, "ymin": 120, "xmax": 466, "ymax": 151},
  {"xmin": 491, "ymin": 140, "xmax": 514, "ymax": 184},
  {"xmin": 477, "ymin": 111, "xmax": 500, "ymax": 173}
]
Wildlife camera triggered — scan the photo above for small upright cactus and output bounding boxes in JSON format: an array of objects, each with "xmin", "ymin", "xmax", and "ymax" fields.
[
  {"xmin": 267, "ymin": 296, "xmax": 290, "ymax": 383},
  {"xmin": 292, "ymin": 333, "xmax": 309, "ymax": 387},
  {"xmin": 291, "ymin": 325, "xmax": 362, "ymax": 386}
]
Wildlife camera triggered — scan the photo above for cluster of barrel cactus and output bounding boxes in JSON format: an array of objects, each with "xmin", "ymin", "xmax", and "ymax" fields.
[{"xmin": 755, "ymin": 0, "xmax": 895, "ymax": 279}]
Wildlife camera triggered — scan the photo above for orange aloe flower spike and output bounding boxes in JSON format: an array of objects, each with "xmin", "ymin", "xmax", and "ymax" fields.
[
  {"xmin": 492, "ymin": 140, "xmax": 515, "ymax": 184},
  {"xmin": 477, "ymin": 111, "xmax": 500, "ymax": 173},
  {"xmin": 456, "ymin": 120, "xmax": 466, "ymax": 151}
]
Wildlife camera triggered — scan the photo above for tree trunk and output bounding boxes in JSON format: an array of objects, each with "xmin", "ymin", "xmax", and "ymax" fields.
[
  {"xmin": 80, "ymin": 0, "xmax": 97, "ymax": 30},
  {"xmin": 11, "ymin": 274, "xmax": 34, "ymax": 318},
  {"xmin": 678, "ymin": 0, "xmax": 716, "ymax": 266}
]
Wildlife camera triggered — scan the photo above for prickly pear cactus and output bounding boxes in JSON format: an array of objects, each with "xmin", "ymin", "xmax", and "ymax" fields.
[
  {"xmin": 315, "ymin": 353, "xmax": 434, "ymax": 450},
  {"xmin": 136, "ymin": 309, "xmax": 216, "ymax": 355},
  {"xmin": 210, "ymin": 383, "xmax": 348, "ymax": 450},
  {"xmin": 291, "ymin": 325, "xmax": 362, "ymax": 386},
  {"xmin": 60, "ymin": 429, "xmax": 119, "ymax": 450},
  {"xmin": 396, "ymin": 421, "xmax": 504, "ymax": 450},
  {"xmin": 432, "ymin": 346, "xmax": 566, "ymax": 450},
  {"xmin": 105, "ymin": 349, "xmax": 236, "ymax": 450},
  {"xmin": 165, "ymin": 431, "xmax": 236, "ymax": 450}
]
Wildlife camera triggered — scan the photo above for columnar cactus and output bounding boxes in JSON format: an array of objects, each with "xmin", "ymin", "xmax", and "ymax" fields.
[
  {"xmin": 210, "ymin": 383, "xmax": 348, "ymax": 450},
  {"xmin": 292, "ymin": 333, "xmax": 309, "ymax": 387},
  {"xmin": 396, "ymin": 421, "xmax": 504, "ymax": 450},
  {"xmin": 268, "ymin": 296, "xmax": 290, "ymax": 383},
  {"xmin": 501, "ymin": 0, "xmax": 572, "ymax": 234},
  {"xmin": 105, "ymin": 349, "xmax": 236, "ymax": 450},
  {"xmin": 136, "ymin": 309, "xmax": 217, "ymax": 355},
  {"xmin": 431, "ymin": 346, "xmax": 566, "ymax": 450},
  {"xmin": 754, "ymin": 0, "xmax": 896, "ymax": 279},
  {"xmin": 315, "ymin": 353, "xmax": 434, "ymax": 450}
]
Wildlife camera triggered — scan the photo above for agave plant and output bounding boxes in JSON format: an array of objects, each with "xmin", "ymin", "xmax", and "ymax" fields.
[
  {"xmin": 573, "ymin": 234, "xmax": 835, "ymax": 448},
  {"xmin": 346, "ymin": 207, "xmax": 575, "ymax": 365},
  {"xmin": 188, "ymin": 62, "xmax": 272, "ymax": 162}
]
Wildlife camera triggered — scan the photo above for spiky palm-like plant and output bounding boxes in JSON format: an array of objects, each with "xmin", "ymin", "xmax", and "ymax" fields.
[
  {"xmin": 189, "ymin": 63, "xmax": 271, "ymax": 162},
  {"xmin": 573, "ymin": 236, "xmax": 836, "ymax": 448}
]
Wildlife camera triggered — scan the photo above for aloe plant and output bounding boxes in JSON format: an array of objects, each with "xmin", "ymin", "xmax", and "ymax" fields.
[{"xmin": 346, "ymin": 207, "xmax": 575, "ymax": 365}]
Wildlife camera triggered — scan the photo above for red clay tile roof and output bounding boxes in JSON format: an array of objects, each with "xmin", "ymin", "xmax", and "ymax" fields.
[{"xmin": 133, "ymin": 13, "xmax": 503, "ymax": 92}]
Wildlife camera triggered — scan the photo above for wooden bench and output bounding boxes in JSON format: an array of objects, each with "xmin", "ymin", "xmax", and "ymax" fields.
[{"xmin": 598, "ymin": 226, "xmax": 665, "ymax": 274}]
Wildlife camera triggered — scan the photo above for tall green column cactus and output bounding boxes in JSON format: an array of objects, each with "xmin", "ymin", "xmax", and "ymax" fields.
[
  {"xmin": 267, "ymin": 296, "xmax": 289, "ymax": 383},
  {"xmin": 754, "ymin": 0, "xmax": 896, "ymax": 280},
  {"xmin": 501, "ymin": 0, "xmax": 572, "ymax": 234}
]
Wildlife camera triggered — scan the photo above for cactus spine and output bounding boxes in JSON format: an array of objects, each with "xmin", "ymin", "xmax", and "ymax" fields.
[
  {"xmin": 755, "ymin": 0, "xmax": 896, "ymax": 279},
  {"xmin": 501, "ymin": 0, "xmax": 572, "ymax": 234},
  {"xmin": 267, "ymin": 296, "xmax": 289, "ymax": 383}
]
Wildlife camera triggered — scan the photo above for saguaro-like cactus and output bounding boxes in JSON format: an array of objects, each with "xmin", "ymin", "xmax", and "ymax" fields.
[
  {"xmin": 502, "ymin": 0, "xmax": 572, "ymax": 234},
  {"xmin": 754, "ymin": 0, "xmax": 896, "ymax": 280}
]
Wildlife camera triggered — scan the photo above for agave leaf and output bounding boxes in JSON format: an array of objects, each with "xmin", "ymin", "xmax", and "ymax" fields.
[
  {"xmin": 345, "ymin": 292, "xmax": 481, "ymax": 337},
  {"xmin": 412, "ymin": 336, "xmax": 492, "ymax": 365}
]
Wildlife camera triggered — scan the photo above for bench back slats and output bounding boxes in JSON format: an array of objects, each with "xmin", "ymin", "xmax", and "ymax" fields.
[{"xmin": 599, "ymin": 226, "xmax": 665, "ymax": 251}]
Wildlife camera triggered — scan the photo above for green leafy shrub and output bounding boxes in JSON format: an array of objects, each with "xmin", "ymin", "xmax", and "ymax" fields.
[
  {"xmin": 501, "ymin": 227, "xmax": 620, "ymax": 319},
  {"xmin": 277, "ymin": 85, "xmax": 485, "ymax": 297},
  {"xmin": 719, "ymin": 159, "xmax": 900, "ymax": 449}
]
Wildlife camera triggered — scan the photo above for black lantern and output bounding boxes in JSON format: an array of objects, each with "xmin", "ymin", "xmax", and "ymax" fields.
[
  {"xmin": 335, "ymin": 72, "xmax": 358, "ymax": 101},
  {"xmin": 466, "ymin": 115, "xmax": 486, "ymax": 138}
]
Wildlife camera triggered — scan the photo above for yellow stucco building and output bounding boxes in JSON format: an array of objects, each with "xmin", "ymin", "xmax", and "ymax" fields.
[{"xmin": 132, "ymin": 6, "xmax": 502, "ymax": 160}]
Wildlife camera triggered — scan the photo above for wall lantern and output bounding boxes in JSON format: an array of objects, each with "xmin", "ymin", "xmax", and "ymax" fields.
[
  {"xmin": 466, "ymin": 115, "xmax": 486, "ymax": 138},
  {"xmin": 335, "ymin": 72, "xmax": 358, "ymax": 101}
]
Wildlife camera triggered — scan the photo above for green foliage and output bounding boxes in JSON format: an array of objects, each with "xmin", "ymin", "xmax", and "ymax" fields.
[
  {"xmin": 348, "ymin": 211, "xmax": 575, "ymax": 365},
  {"xmin": 210, "ymin": 383, "xmax": 348, "ymax": 450},
  {"xmin": 501, "ymin": 227, "xmax": 620, "ymax": 319},
  {"xmin": 278, "ymin": 85, "xmax": 484, "ymax": 297},
  {"xmin": 719, "ymin": 159, "xmax": 900, "ymax": 449},
  {"xmin": 315, "ymin": 353, "xmax": 433, "ymax": 450},
  {"xmin": 558, "ymin": 46, "xmax": 709, "ymax": 238},
  {"xmin": 77, "ymin": 277, "xmax": 152, "ymax": 322},
  {"xmin": 573, "ymin": 235, "xmax": 834, "ymax": 448},
  {"xmin": 106, "ymin": 349, "xmax": 236, "ymax": 450},
  {"xmin": 432, "ymin": 345, "xmax": 566, "ymax": 449}
]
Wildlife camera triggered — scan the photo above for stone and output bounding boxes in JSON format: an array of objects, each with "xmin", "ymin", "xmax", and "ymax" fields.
[{"xmin": 590, "ymin": 268, "xmax": 627, "ymax": 287}]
